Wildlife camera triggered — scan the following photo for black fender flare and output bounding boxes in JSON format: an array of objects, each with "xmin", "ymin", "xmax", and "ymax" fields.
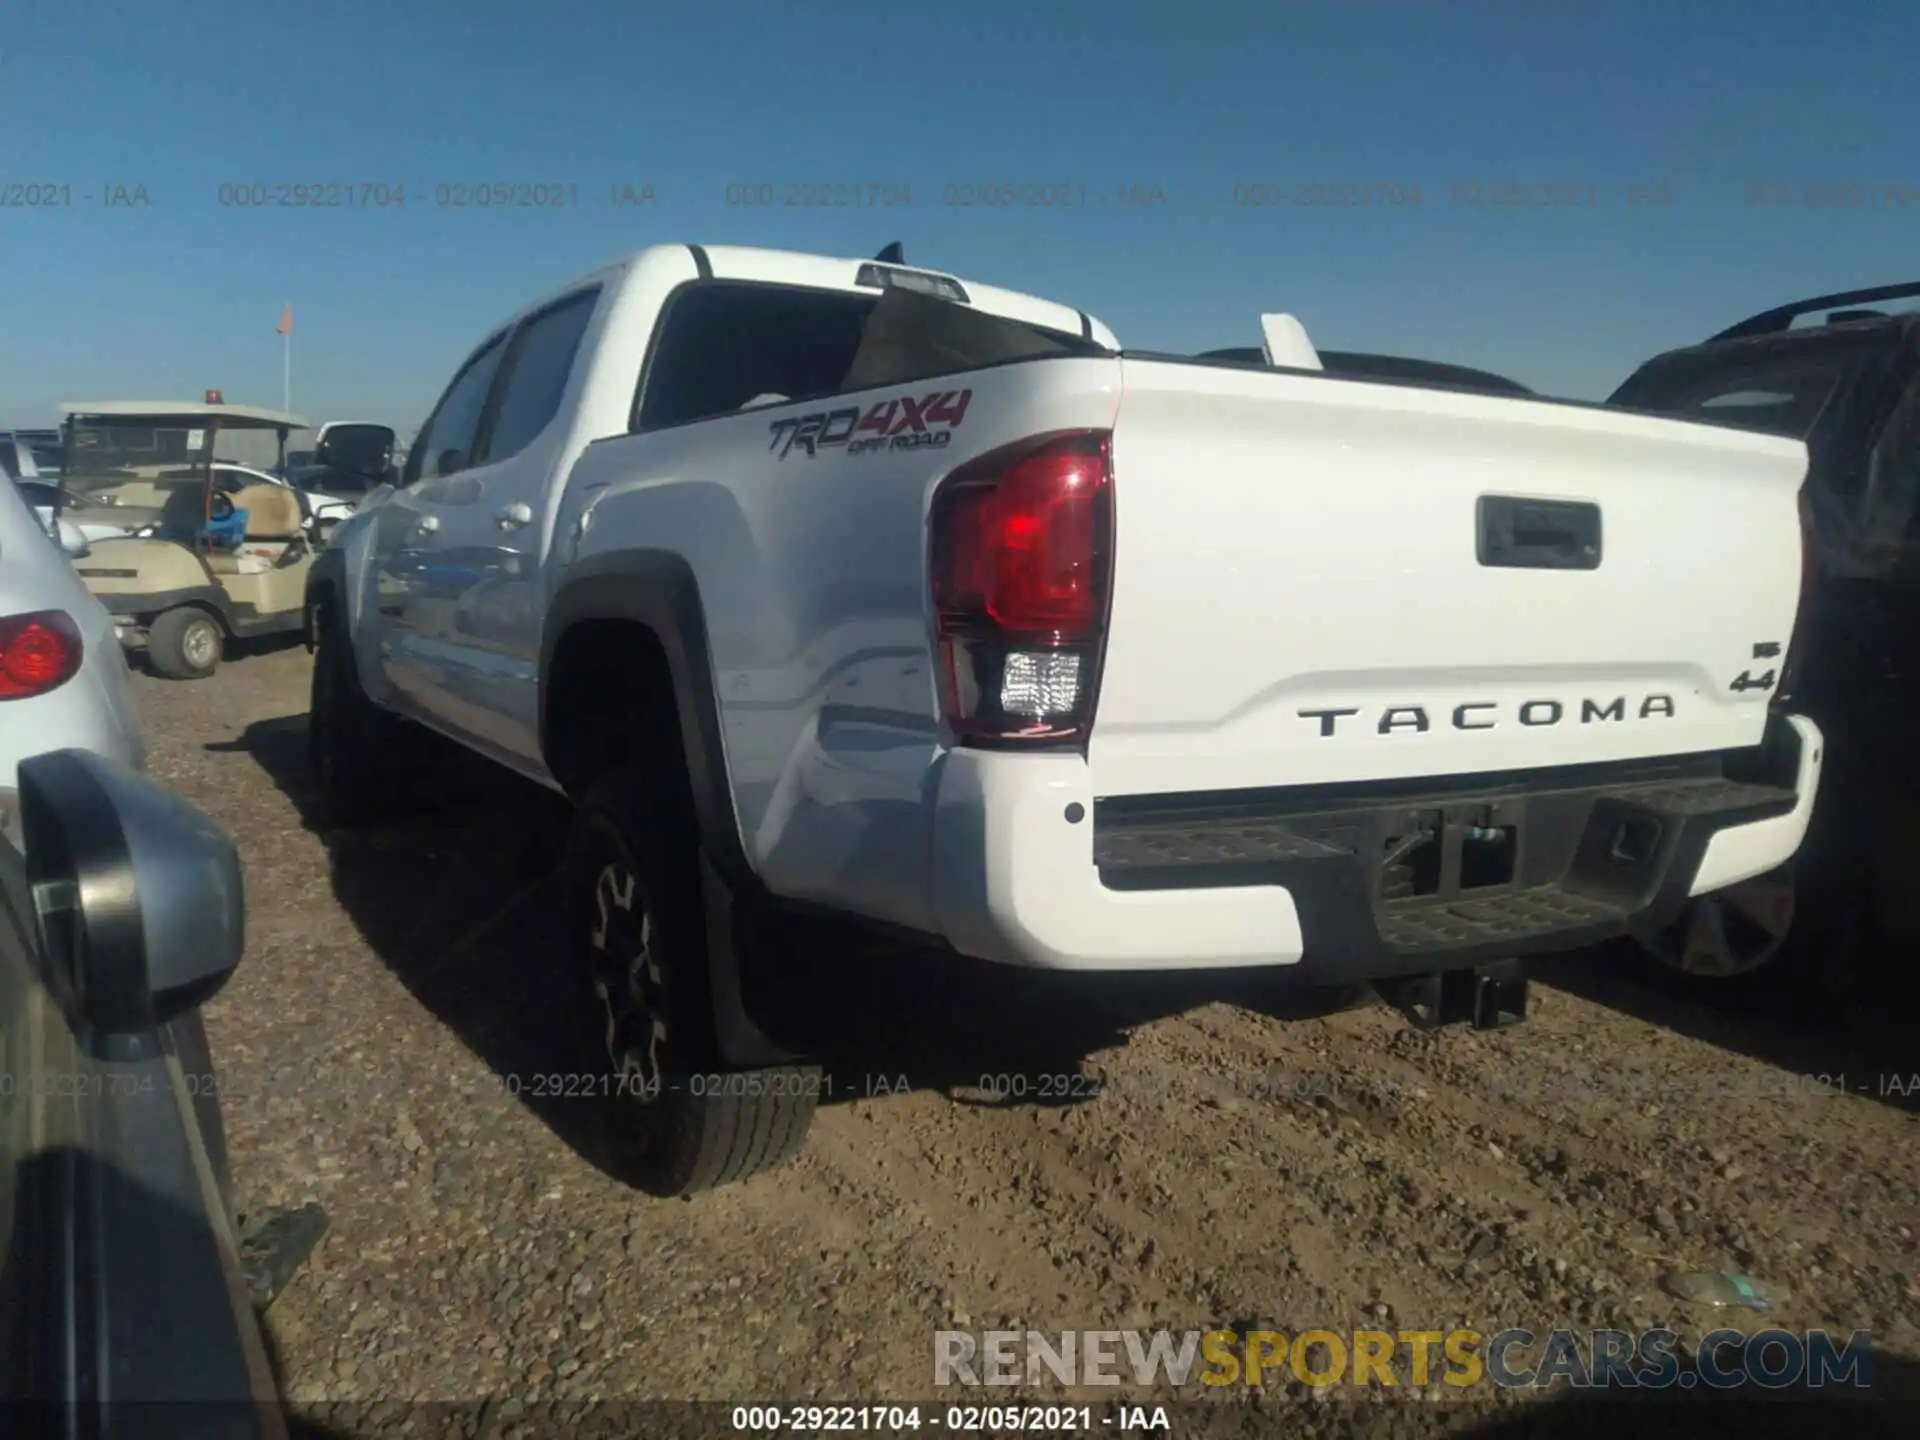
[
  {"xmin": 542, "ymin": 551, "xmax": 800, "ymax": 1067},
  {"xmin": 539, "ymin": 549, "xmax": 750, "ymax": 890}
]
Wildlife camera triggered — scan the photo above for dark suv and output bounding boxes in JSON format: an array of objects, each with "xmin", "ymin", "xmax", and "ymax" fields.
[{"xmin": 1609, "ymin": 282, "xmax": 1920, "ymax": 990}]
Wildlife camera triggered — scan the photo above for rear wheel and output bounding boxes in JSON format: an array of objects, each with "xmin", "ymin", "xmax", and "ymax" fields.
[
  {"xmin": 147, "ymin": 606, "xmax": 223, "ymax": 680},
  {"xmin": 1639, "ymin": 866, "xmax": 1797, "ymax": 978},
  {"xmin": 1632, "ymin": 863, "xmax": 1867, "ymax": 1017},
  {"xmin": 564, "ymin": 767, "xmax": 819, "ymax": 1196}
]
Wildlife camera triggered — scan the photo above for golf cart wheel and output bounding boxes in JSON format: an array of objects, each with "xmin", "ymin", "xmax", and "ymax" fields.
[
  {"xmin": 1639, "ymin": 865, "xmax": 1796, "ymax": 978},
  {"xmin": 147, "ymin": 607, "xmax": 223, "ymax": 680},
  {"xmin": 563, "ymin": 767, "xmax": 819, "ymax": 1197}
]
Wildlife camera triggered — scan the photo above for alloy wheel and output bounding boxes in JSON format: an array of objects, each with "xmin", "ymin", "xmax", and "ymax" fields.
[{"xmin": 587, "ymin": 858, "xmax": 669, "ymax": 1105}]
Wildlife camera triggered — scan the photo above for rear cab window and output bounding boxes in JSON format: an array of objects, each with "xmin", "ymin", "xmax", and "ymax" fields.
[{"xmin": 631, "ymin": 281, "xmax": 1107, "ymax": 434}]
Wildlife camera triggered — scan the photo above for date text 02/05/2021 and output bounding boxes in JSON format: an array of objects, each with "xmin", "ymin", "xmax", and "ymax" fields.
[
  {"xmin": 728, "ymin": 1405, "xmax": 1162, "ymax": 1433},
  {"xmin": 479, "ymin": 1070, "xmax": 914, "ymax": 1101}
]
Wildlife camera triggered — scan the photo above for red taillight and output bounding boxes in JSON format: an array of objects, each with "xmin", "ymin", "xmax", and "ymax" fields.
[
  {"xmin": 929, "ymin": 432, "xmax": 1113, "ymax": 744},
  {"xmin": 0, "ymin": 610, "xmax": 84, "ymax": 700}
]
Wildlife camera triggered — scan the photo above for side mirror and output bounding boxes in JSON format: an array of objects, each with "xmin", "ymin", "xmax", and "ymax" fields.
[
  {"xmin": 314, "ymin": 423, "xmax": 397, "ymax": 480},
  {"xmin": 17, "ymin": 750, "xmax": 245, "ymax": 1035},
  {"xmin": 55, "ymin": 518, "xmax": 91, "ymax": 558}
]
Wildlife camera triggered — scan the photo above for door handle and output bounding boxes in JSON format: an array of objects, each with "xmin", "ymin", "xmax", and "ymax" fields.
[
  {"xmin": 495, "ymin": 501, "xmax": 533, "ymax": 530},
  {"xmin": 412, "ymin": 514, "xmax": 440, "ymax": 537}
]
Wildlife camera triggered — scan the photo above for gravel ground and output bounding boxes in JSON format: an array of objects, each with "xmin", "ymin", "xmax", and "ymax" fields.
[{"xmin": 133, "ymin": 644, "xmax": 1920, "ymax": 1436}]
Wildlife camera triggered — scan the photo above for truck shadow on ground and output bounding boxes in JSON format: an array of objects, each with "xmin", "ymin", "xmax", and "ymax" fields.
[
  {"xmin": 1530, "ymin": 935, "xmax": 1920, "ymax": 1118},
  {"xmin": 229, "ymin": 715, "xmax": 1367, "ymax": 1192}
]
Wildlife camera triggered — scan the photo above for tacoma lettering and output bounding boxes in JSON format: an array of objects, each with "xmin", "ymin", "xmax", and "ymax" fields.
[{"xmin": 1299, "ymin": 695, "xmax": 1677, "ymax": 737}]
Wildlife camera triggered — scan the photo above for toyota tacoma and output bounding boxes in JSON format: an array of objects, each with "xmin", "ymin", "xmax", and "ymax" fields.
[{"xmin": 306, "ymin": 243, "xmax": 1825, "ymax": 1194}]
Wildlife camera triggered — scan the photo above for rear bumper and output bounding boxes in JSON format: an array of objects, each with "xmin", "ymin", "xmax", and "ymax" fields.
[{"xmin": 930, "ymin": 713, "xmax": 1822, "ymax": 974}]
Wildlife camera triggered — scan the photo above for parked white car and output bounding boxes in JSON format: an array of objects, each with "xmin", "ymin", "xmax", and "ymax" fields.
[
  {"xmin": 213, "ymin": 462, "xmax": 359, "ymax": 532},
  {"xmin": 5, "ymin": 434, "xmax": 140, "ymax": 544},
  {"xmin": 48, "ymin": 460, "xmax": 360, "ymax": 545},
  {"xmin": 0, "ymin": 476, "xmax": 145, "ymax": 845}
]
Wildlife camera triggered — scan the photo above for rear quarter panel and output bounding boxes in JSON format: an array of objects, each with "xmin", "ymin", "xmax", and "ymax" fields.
[{"xmin": 557, "ymin": 356, "xmax": 1120, "ymax": 930}]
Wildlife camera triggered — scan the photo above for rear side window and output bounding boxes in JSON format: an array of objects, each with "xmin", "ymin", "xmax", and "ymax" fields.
[
  {"xmin": 633, "ymin": 282, "xmax": 1104, "ymax": 433},
  {"xmin": 480, "ymin": 287, "xmax": 601, "ymax": 464}
]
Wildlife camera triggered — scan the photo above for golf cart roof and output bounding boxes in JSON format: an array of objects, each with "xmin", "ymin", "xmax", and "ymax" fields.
[{"xmin": 58, "ymin": 401, "xmax": 310, "ymax": 430}]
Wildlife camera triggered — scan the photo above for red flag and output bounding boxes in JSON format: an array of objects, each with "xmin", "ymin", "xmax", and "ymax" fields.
[{"xmin": 277, "ymin": 303, "xmax": 293, "ymax": 336}]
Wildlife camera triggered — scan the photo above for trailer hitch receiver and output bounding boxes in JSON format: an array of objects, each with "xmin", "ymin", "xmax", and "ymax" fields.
[{"xmin": 1380, "ymin": 959, "xmax": 1528, "ymax": 1031}]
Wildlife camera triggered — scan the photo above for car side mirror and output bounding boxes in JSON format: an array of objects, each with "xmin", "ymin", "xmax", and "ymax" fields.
[
  {"xmin": 54, "ymin": 518, "xmax": 91, "ymax": 558},
  {"xmin": 314, "ymin": 423, "xmax": 398, "ymax": 480},
  {"xmin": 17, "ymin": 750, "xmax": 245, "ymax": 1035}
]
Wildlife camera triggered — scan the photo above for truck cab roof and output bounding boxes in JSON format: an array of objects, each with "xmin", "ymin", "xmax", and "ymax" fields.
[{"xmin": 497, "ymin": 243, "xmax": 1120, "ymax": 356}]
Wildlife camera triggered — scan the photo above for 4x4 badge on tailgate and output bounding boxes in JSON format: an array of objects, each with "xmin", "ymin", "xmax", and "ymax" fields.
[{"xmin": 768, "ymin": 388, "xmax": 973, "ymax": 460}]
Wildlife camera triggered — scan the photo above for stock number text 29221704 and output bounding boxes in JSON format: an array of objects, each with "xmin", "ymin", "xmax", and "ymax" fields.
[{"xmin": 729, "ymin": 1405, "xmax": 1107, "ymax": 1432}]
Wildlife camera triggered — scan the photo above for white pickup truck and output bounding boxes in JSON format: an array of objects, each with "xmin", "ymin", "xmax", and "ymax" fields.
[{"xmin": 307, "ymin": 243, "xmax": 1824, "ymax": 1195}]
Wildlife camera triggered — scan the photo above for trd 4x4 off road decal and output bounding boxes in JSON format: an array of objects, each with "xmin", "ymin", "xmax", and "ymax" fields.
[{"xmin": 768, "ymin": 388, "xmax": 973, "ymax": 460}]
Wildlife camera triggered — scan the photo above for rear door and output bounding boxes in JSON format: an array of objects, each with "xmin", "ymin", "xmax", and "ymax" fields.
[
  {"xmin": 372, "ymin": 329, "xmax": 512, "ymax": 719},
  {"xmin": 397, "ymin": 286, "xmax": 601, "ymax": 771}
]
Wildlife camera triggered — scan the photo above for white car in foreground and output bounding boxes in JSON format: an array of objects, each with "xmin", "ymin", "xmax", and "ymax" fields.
[{"xmin": 0, "ymin": 475, "xmax": 145, "ymax": 845}]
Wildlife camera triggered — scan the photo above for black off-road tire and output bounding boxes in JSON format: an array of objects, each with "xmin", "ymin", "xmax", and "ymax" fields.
[
  {"xmin": 564, "ymin": 766, "xmax": 819, "ymax": 1196},
  {"xmin": 147, "ymin": 606, "xmax": 223, "ymax": 680},
  {"xmin": 307, "ymin": 602, "xmax": 412, "ymax": 826}
]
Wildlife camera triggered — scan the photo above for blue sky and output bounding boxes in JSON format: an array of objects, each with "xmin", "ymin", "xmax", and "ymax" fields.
[{"xmin": 2, "ymin": 0, "xmax": 1915, "ymax": 429}]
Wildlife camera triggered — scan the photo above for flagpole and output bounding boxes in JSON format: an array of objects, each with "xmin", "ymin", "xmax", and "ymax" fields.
[{"xmin": 283, "ymin": 324, "xmax": 291, "ymax": 414}]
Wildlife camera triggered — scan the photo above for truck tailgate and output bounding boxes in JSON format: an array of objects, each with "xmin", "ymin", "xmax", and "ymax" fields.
[{"xmin": 1089, "ymin": 359, "xmax": 1809, "ymax": 797}]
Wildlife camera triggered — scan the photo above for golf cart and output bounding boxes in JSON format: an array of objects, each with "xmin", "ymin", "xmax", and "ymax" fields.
[{"xmin": 53, "ymin": 402, "xmax": 393, "ymax": 679}]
